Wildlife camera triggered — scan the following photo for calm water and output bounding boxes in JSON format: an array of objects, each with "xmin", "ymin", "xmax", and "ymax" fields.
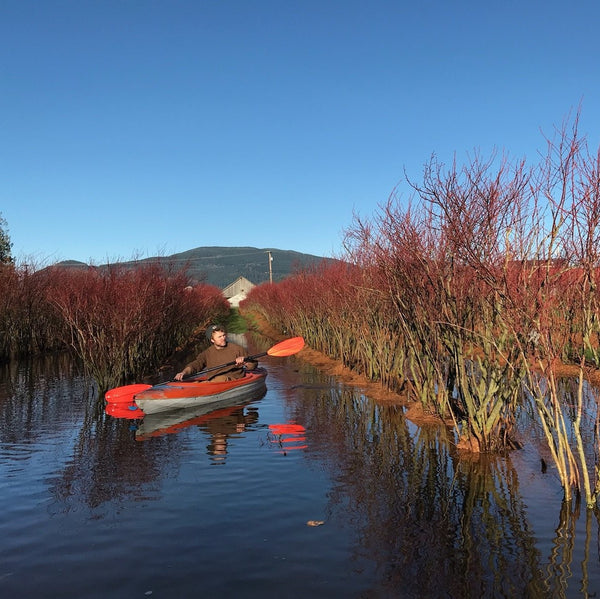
[{"xmin": 1, "ymin": 335, "xmax": 599, "ymax": 598}]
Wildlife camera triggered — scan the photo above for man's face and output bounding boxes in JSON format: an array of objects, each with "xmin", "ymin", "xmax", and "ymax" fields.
[{"xmin": 211, "ymin": 331, "xmax": 227, "ymax": 348}]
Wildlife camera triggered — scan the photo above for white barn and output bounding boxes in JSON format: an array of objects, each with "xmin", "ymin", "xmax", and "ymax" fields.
[{"xmin": 222, "ymin": 276, "xmax": 255, "ymax": 307}]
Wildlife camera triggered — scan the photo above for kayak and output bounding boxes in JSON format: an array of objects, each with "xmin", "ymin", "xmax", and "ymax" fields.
[
  {"xmin": 130, "ymin": 368, "xmax": 268, "ymax": 415},
  {"xmin": 105, "ymin": 337, "xmax": 303, "ymax": 418}
]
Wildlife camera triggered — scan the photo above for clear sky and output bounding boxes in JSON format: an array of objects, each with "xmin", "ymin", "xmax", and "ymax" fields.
[{"xmin": 2, "ymin": 0, "xmax": 599, "ymax": 266}]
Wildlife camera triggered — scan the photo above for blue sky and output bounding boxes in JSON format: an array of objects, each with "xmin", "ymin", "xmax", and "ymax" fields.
[{"xmin": 2, "ymin": 0, "xmax": 599, "ymax": 265}]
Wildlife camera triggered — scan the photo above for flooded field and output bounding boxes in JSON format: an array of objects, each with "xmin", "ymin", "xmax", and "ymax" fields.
[{"xmin": 0, "ymin": 335, "xmax": 599, "ymax": 598}]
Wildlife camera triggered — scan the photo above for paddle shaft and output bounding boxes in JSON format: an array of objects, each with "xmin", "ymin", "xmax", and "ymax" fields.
[
  {"xmin": 181, "ymin": 350, "xmax": 267, "ymax": 380},
  {"xmin": 180, "ymin": 336, "xmax": 304, "ymax": 380}
]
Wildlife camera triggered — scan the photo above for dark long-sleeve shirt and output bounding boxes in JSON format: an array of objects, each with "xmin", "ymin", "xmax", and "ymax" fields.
[{"xmin": 184, "ymin": 342, "xmax": 257, "ymax": 380}]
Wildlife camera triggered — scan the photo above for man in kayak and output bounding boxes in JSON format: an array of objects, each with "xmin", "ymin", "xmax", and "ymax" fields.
[{"xmin": 174, "ymin": 324, "xmax": 257, "ymax": 382}]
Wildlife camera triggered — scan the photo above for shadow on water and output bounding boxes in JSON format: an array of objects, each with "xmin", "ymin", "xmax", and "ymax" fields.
[{"xmin": 2, "ymin": 350, "xmax": 600, "ymax": 596}]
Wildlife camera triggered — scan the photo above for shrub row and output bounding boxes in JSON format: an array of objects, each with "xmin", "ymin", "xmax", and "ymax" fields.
[
  {"xmin": 0, "ymin": 262, "xmax": 230, "ymax": 391},
  {"xmin": 242, "ymin": 116, "xmax": 600, "ymax": 506}
]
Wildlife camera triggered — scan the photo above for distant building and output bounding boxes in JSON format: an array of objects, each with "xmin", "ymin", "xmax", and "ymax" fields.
[{"xmin": 222, "ymin": 276, "xmax": 255, "ymax": 307}]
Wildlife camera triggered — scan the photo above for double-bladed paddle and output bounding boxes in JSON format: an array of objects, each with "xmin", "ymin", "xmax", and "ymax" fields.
[{"xmin": 105, "ymin": 336, "xmax": 305, "ymax": 405}]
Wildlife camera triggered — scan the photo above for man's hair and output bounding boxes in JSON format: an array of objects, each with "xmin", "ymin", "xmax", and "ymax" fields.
[{"xmin": 205, "ymin": 324, "xmax": 226, "ymax": 341}]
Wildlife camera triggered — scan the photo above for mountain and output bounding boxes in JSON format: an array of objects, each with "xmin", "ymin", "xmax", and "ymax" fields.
[{"xmin": 57, "ymin": 246, "xmax": 337, "ymax": 289}]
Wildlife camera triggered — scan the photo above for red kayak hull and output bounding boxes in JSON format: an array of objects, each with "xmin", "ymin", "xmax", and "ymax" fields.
[{"xmin": 133, "ymin": 368, "xmax": 268, "ymax": 415}]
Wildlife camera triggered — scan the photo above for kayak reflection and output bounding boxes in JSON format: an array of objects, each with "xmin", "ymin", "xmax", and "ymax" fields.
[{"xmin": 135, "ymin": 390, "xmax": 266, "ymax": 462}]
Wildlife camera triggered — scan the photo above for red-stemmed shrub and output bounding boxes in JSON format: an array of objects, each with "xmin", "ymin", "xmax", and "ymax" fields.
[{"xmin": 44, "ymin": 263, "xmax": 229, "ymax": 391}]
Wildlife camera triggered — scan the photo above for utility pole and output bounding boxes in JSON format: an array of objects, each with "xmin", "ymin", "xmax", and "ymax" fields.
[{"xmin": 267, "ymin": 251, "xmax": 273, "ymax": 284}]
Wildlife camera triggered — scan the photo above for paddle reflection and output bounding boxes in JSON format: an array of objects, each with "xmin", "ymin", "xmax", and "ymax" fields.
[{"xmin": 267, "ymin": 422, "xmax": 307, "ymax": 453}]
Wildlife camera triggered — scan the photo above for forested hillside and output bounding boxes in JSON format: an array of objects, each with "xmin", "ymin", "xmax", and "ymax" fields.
[{"xmin": 58, "ymin": 246, "xmax": 337, "ymax": 288}]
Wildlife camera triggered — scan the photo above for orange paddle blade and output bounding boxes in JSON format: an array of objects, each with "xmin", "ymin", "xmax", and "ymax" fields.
[
  {"xmin": 105, "ymin": 383, "xmax": 152, "ymax": 404},
  {"xmin": 105, "ymin": 402, "xmax": 145, "ymax": 419},
  {"xmin": 266, "ymin": 336, "xmax": 305, "ymax": 357}
]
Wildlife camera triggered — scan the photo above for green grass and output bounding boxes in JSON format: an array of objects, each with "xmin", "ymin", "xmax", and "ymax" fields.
[{"xmin": 225, "ymin": 308, "xmax": 249, "ymax": 334}]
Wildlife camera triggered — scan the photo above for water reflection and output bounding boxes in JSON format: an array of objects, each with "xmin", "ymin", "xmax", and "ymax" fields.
[
  {"xmin": 134, "ymin": 395, "xmax": 261, "ymax": 439},
  {"xmin": 543, "ymin": 499, "xmax": 600, "ymax": 598},
  {"xmin": 135, "ymin": 394, "xmax": 265, "ymax": 465},
  {"xmin": 49, "ymin": 409, "xmax": 170, "ymax": 512},
  {"xmin": 267, "ymin": 422, "xmax": 307, "ymax": 453},
  {"xmin": 0, "ymin": 353, "xmax": 91, "ymax": 453},
  {"xmin": 51, "ymin": 393, "xmax": 270, "ymax": 511},
  {"xmin": 284, "ymin": 380, "xmax": 549, "ymax": 596},
  {"xmin": 2, "ymin": 352, "xmax": 600, "ymax": 596}
]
